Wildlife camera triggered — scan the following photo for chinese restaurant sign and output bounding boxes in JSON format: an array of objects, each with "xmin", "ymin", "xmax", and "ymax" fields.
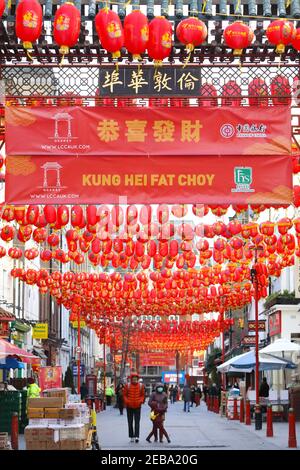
[
  {"xmin": 99, "ymin": 66, "xmax": 201, "ymax": 96},
  {"xmin": 269, "ymin": 311, "xmax": 282, "ymax": 337},
  {"xmin": 139, "ymin": 353, "xmax": 176, "ymax": 367},
  {"xmin": 5, "ymin": 106, "xmax": 291, "ymax": 156},
  {"xmin": 5, "ymin": 154, "xmax": 292, "ymax": 205},
  {"xmin": 248, "ymin": 320, "xmax": 266, "ymax": 332}
]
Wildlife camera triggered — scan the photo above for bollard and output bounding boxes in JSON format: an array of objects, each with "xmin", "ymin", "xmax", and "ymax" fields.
[
  {"xmin": 288, "ymin": 408, "xmax": 297, "ymax": 448},
  {"xmin": 239, "ymin": 398, "xmax": 244, "ymax": 423},
  {"xmin": 245, "ymin": 400, "xmax": 251, "ymax": 425},
  {"xmin": 255, "ymin": 404, "xmax": 262, "ymax": 430},
  {"xmin": 266, "ymin": 404, "xmax": 273, "ymax": 437},
  {"xmin": 233, "ymin": 398, "xmax": 239, "ymax": 420},
  {"xmin": 11, "ymin": 412, "xmax": 19, "ymax": 450},
  {"xmin": 207, "ymin": 395, "xmax": 211, "ymax": 411}
]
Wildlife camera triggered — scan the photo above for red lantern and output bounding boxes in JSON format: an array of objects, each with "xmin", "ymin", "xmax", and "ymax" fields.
[
  {"xmin": 40, "ymin": 249, "xmax": 52, "ymax": 262},
  {"xmin": 124, "ymin": 10, "xmax": 149, "ymax": 60},
  {"xmin": 57, "ymin": 205, "xmax": 69, "ymax": 227},
  {"xmin": 0, "ymin": 246, "xmax": 6, "ymax": 258},
  {"xmin": 53, "ymin": 2, "xmax": 81, "ymax": 55},
  {"xmin": 176, "ymin": 17, "xmax": 207, "ymax": 51},
  {"xmin": 248, "ymin": 78, "xmax": 269, "ymax": 107},
  {"xmin": 292, "ymin": 27, "xmax": 300, "ymax": 51},
  {"xmin": 71, "ymin": 205, "xmax": 84, "ymax": 228},
  {"xmin": 224, "ymin": 21, "xmax": 254, "ymax": 56},
  {"xmin": 0, "ymin": 0, "xmax": 5, "ymax": 18},
  {"xmin": 14, "ymin": 206, "xmax": 26, "ymax": 225},
  {"xmin": 221, "ymin": 80, "xmax": 242, "ymax": 107},
  {"xmin": 270, "ymin": 75, "xmax": 291, "ymax": 106},
  {"xmin": 148, "ymin": 17, "xmax": 172, "ymax": 64},
  {"xmin": 15, "ymin": 0, "xmax": 43, "ymax": 50},
  {"xmin": 95, "ymin": 8, "xmax": 124, "ymax": 59},
  {"xmin": 47, "ymin": 233, "xmax": 60, "ymax": 247},
  {"xmin": 266, "ymin": 19, "xmax": 294, "ymax": 54},
  {"xmin": 26, "ymin": 205, "xmax": 39, "ymax": 225},
  {"xmin": 44, "ymin": 205, "xmax": 56, "ymax": 225}
]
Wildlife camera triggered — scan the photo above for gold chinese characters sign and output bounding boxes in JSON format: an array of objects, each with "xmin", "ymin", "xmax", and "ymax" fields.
[{"xmin": 99, "ymin": 66, "xmax": 201, "ymax": 96}]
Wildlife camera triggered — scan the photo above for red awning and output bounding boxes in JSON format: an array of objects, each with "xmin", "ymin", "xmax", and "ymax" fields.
[{"xmin": 0, "ymin": 339, "xmax": 41, "ymax": 364}]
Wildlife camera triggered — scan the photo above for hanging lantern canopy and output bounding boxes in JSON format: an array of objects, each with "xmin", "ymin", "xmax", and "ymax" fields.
[
  {"xmin": 224, "ymin": 21, "xmax": 254, "ymax": 56},
  {"xmin": 124, "ymin": 10, "xmax": 149, "ymax": 61},
  {"xmin": 95, "ymin": 8, "xmax": 124, "ymax": 59},
  {"xmin": 148, "ymin": 17, "xmax": 172, "ymax": 64},
  {"xmin": 266, "ymin": 19, "xmax": 294, "ymax": 54},
  {"xmin": 292, "ymin": 27, "xmax": 300, "ymax": 51},
  {"xmin": 15, "ymin": 0, "xmax": 43, "ymax": 51},
  {"xmin": 176, "ymin": 17, "xmax": 207, "ymax": 52},
  {"xmin": 53, "ymin": 2, "xmax": 81, "ymax": 55}
]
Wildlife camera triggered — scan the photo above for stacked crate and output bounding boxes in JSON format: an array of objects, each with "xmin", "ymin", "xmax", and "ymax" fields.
[{"xmin": 0, "ymin": 391, "xmax": 22, "ymax": 433}]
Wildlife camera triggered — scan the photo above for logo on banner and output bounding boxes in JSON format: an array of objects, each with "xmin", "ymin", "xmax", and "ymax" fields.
[
  {"xmin": 39, "ymin": 161, "xmax": 66, "ymax": 193},
  {"xmin": 232, "ymin": 167, "xmax": 254, "ymax": 193},
  {"xmin": 220, "ymin": 124, "xmax": 235, "ymax": 138}
]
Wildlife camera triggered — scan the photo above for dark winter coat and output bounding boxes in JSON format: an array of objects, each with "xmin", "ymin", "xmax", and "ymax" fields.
[{"xmin": 182, "ymin": 385, "xmax": 191, "ymax": 402}]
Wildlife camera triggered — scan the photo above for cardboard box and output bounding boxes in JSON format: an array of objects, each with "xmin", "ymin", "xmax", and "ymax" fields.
[
  {"xmin": 25, "ymin": 427, "xmax": 45, "ymax": 442},
  {"xmin": 59, "ymin": 409, "xmax": 80, "ymax": 419},
  {"xmin": 26, "ymin": 440, "xmax": 47, "ymax": 450},
  {"xmin": 44, "ymin": 408, "xmax": 62, "ymax": 419},
  {"xmin": 28, "ymin": 397, "xmax": 64, "ymax": 409},
  {"xmin": 46, "ymin": 441, "xmax": 61, "ymax": 450},
  {"xmin": 60, "ymin": 425, "xmax": 86, "ymax": 441},
  {"xmin": 0, "ymin": 433, "xmax": 8, "ymax": 449},
  {"xmin": 60, "ymin": 439, "xmax": 85, "ymax": 450},
  {"xmin": 27, "ymin": 409, "xmax": 45, "ymax": 419}
]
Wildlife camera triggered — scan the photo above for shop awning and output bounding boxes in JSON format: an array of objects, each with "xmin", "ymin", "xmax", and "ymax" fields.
[
  {"xmin": 217, "ymin": 350, "xmax": 296, "ymax": 373},
  {"xmin": 0, "ymin": 339, "xmax": 41, "ymax": 364},
  {"xmin": 0, "ymin": 357, "xmax": 25, "ymax": 370},
  {"xmin": 33, "ymin": 347, "xmax": 48, "ymax": 360}
]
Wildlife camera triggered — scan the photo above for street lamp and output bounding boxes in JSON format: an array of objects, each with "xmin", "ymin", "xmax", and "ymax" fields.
[{"xmin": 250, "ymin": 244, "xmax": 264, "ymax": 431}]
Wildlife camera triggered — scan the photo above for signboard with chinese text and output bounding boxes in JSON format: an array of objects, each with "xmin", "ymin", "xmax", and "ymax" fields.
[
  {"xmin": 39, "ymin": 366, "xmax": 62, "ymax": 391},
  {"xmin": 5, "ymin": 106, "xmax": 291, "ymax": 156},
  {"xmin": 248, "ymin": 320, "xmax": 266, "ymax": 332},
  {"xmin": 140, "ymin": 353, "xmax": 176, "ymax": 367},
  {"xmin": 70, "ymin": 321, "xmax": 86, "ymax": 329},
  {"xmin": 72, "ymin": 364, "xmax": 85, "ymax": 376},
  {"xmin": 32, "ymin": 323, "xmax": 48, "ymax": 339},
  {"xmin": 5, "ymin": 154, "xmax": 292, "ymax": 205},
  {"xmin": 99, "ymin": 66, "xmax": 201, "ymax": 96},
  {"xmin": 241, "ymin": 335, "xmax": 256, "ymax": 345},
  {"xmin": 269, "ymin": 311, "xmax": 282, "ymax": 337}
]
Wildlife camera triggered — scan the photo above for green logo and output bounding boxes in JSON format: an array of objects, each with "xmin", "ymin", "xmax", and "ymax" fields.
[{"xmin": 232, "ymin": 167, "xmax": 254, "ymax": 193}]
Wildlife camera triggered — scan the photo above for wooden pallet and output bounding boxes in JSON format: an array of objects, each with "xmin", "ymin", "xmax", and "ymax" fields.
[{"xmin": 85, "ymin": 429, "xmax": 93, "ymax": 450}]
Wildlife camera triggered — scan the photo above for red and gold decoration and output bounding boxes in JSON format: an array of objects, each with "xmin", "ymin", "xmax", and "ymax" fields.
[
  {"xmin": 15, "ymin": 0, "xmax": 43, "ymax": 51},
  {"xmin": 266, "ymin": 19, "xmax": 295, "ymax": 54},
  {"xmin": 176, "ymin": 17, "xmax": 207, "ymax": 52},
  {"xmin": 148, "ymin": 16, "xmax": 172, "ymax": 65},
  {"xmin": 95, "ymin": 7, "xmax": 124, "ymax": 59},
  {"xmin": 124, "ymin": 10, "xmax": 149, "ymax": 61},
  {"xmin": 224, "ymin": 21, "xmax": 254, "ymax": 56},
  {"xmin": 53, "ymin": 1, "xmax": 81, "ymax": 55}
]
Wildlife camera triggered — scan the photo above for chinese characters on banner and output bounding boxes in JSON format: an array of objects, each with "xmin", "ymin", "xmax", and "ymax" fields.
[
  {"xmin": 139, "ymin": 353, "xmax": 176, "ymax": 367},
  {"xmin": 5, "ymin": 106, "xmax": 291, "ymax": 156},
  {"xmin": 38, "ymin": 366, "xmax": 62, "ymax": 391},
  {"xmin": 99, "ymin": 66, "xmax": 201, "ymax": 96}
]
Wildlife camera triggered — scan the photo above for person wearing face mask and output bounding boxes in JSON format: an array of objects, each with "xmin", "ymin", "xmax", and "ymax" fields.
[
  {"xmin": 146, "ymin": 382, "xmax": 171, "ymax": 444},
  {"xmin": 123, "ymin": 372, "xmax": 145, "ymax": 443}
]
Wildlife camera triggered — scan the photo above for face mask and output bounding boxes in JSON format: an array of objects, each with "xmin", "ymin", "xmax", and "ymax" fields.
[{"xmin": 157, "ymin": 387, "xmax": 163, "ymax": 393}]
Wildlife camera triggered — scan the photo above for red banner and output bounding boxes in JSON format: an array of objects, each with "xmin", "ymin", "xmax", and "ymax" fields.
[
  {"xmin": 5, "ymin": 106, "xmax": 291, "ymax": 156},
  {"xmin": 140, "ymin": 353, "xmax": 176, "ymax": 367},
  {"xmin": 5, "ymin": 154, "xmax": 292, "ymax": 205},
  {"xmin": 38, "ymin": 366, "xmax": 62, "ymax": 392}
]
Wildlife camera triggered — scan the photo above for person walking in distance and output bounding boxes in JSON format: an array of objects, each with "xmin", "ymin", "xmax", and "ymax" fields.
[
  {"xmin": 116, "ymin": 382, "xmax": 125, "ymax": 415},
  {"xmin": 123, "ymin": 372, "xmax": 145, "ymax": 443},
  {"xmin": 182, "ymin": 383, "xmax": 191, "ymax": 412},
  {"xmin": 146, "ymin": 382, "xmax": 171, "ymax": 443}
]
